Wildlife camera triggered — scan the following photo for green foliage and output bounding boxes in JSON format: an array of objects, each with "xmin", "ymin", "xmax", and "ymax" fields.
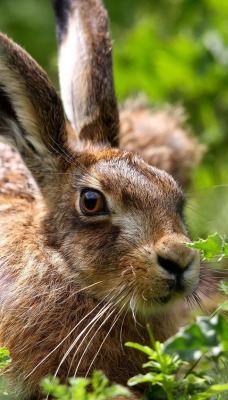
[
  {"xmin": 40, "ymin": 370, "xmax": 130, "ymax": 400},
  {"xmin": 0, "ymin": 349, "xmax": 11, "ymax": 399},
  {"xmin": 0, "ymin": 348, "xmax": 10, "ymax": 370},
  {"xmin": 126, "ymin": 234, "xmax": 228, "ymax": 399},
  {"xmin": 219, "ymin": 280, "xmax": 228, "ymax": 295},
  {"xmin": 0, "ymin": 0, "xmax": 58, "ymax": 87},
  {"xmin": 164, "ymin": 314, "xmax": 228, "ymax": 361},
  {"xmin": 186, "ymin": 233, "xmax": 228, "ymax": 260},
  {"xmin": 126, "ymin": 314, "xmax": 228, "ymax": 399},
  {"xmin": 109, "ymin": 0, "xmax": 228, "ymax": 148}
]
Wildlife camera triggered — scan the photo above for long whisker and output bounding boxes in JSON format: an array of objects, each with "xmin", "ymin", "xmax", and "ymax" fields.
[
  {"xmin": 25, "ymin": 288, "xmax": 114, "ymax": 379},
  {"xmin": 53, "ymin": 300, "xmax": 114, "ymax": 380},
  {"xmin": 72, "ymin": 306, "xmax": 117, "ymax": 378},
  {"xmin": 53, "ymin": 284, "xmax": 127, "ymax": 380},
  {"xmin": 85, "ymin": 301, "xmax": 127, "ymax": 378},
  {"xmin": 70, "ymin": 285, "xmax": 130, "ymax": 377},
  {"xmin": 129, "ymin": 289, "xmax": 145, "ymax": 342},
  {"xmin": 65, "ymin": 281, "xmax": 104, "ymax": 300},
  {"xmin": 119, "ymin": 306, "xmax": 129, "ymax": 353},
  {"xmin": 191, "ymin": 291, "xmax": 210, "ymax": 314}
]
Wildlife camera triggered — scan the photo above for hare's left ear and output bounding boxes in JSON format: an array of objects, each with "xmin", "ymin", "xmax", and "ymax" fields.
[
  {"xmin": 52, "ymin": 0, "xmax": 119, "ymax": 147},
  {"xmin": 0, "ymin": 33, "xmax": 72, "ymax": 189}
]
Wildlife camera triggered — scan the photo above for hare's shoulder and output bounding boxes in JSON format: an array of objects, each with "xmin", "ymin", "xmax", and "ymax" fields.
[{"xmin": 0, "ymin": 143, "xmax": 36, "ymax": 207}]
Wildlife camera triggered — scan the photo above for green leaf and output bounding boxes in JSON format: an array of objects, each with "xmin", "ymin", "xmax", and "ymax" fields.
[
  {"xmin": 217, "ymin": 300, "xmax": 228, "ymax": 312},
  {"xmin": 164, "ymin": 314, "xmax": 228, "ymax": 361},
  {"xmin": 125, "ymin": 342, "xmax": 155, "ymax": 356},
  {"xmin": 40, "ymin": 377, "xmax": 69, "ymax": 398},
  {"xmin": 40, "ymin": 371, "xmax": 130, "ymax": 400},
  {"xmin": 186, "ymin": 233, "xmax": 225, "ymax": 259},
  {"xmin": 219, "ymin": 280, "xmax": 228, "ymax": 295},
  {"xmin": 183, "ymin": 374, "xmax": 208, "ymax": 386},
  {"xmin": 70, "ymin": 377, "xmax": 89, "ymax": 400},
  {"xmin": 190, "ymin": 384, "xmax": 228, "ymax": 400},
  {"xmin": 0, "ymin": 348, "xmax": 11, "ymax": 370},
  {"xmin": 128, "ymin": 372, "xmax": 174, "ymax": 387},
  {"xmin": 224, "ymin": 242, "xmax": 228, "ymax": 257},
  {"xmin": 128, "ymin": 373, "xmax": 156, "ymax": 386}
]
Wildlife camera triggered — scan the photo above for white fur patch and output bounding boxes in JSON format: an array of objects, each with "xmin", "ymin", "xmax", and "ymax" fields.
[{"xmin": 59, "ymin": 13, "xmax": 99, "ymax": 133}]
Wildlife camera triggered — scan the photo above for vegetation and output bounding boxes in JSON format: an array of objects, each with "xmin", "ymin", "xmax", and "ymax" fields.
[
  {"xmin": 0, "ymin": 348, "xmax": 10, "ymax": 370},
  {"xmin": 126, "ymin": 234, "xmax": 228, "ymax": 400},
  {"xmin": 40, "ymin": 371, "xmax": 130, "ymax": 400},
  {"xmin": 127, "ymin": 315, "xmax": 228, "ymax": 400}
]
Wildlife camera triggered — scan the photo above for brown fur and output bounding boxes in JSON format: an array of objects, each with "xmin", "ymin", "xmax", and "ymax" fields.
[
  {"xmin": 0, "ymin": 1, "xmax": 202, "ymax": 399},
  {"xmin": 119, "ymin": 99, "xmax": 204, "ymax": 188},
  {"xmin": 0, "ymin": 143, "xmax": 199, "ymax": 399}
]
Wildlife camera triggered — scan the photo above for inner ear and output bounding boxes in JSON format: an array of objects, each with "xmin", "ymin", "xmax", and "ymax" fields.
[
  {"xmin": 0, "ymin": 85, "xmax": 39, "ymax": 156},
  {"xmin": 53, "ymin": 0, "xmax": 120, "ymax": 148},
  {"xmin": 0, "ymin": 85, "xmax": 17, "ymax": 120},
  {"xmin": 0, "ymin": 33, "xmax": 74, "ymax": 190}
]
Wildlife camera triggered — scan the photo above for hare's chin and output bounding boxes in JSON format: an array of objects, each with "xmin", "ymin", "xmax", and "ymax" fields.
[
  {"xmin": 134, "ymin": 293, "xmax": 184, "ymax": 318},
  {"xmin": 133, "ymin": 281, "xmax": 198, "ymax": 317}
]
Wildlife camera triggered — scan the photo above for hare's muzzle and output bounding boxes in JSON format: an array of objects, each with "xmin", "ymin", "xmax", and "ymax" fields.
[
  {"xmin": 122, "ymin": 233, "xmax": 201, "ymax": 316},
  {"xmin": 155, "ymin": 234, "xmax": 198, "ymax": 274},
  {"xmin": 153, "ymin": 234, "xmax": 200, "ymax": 301}
]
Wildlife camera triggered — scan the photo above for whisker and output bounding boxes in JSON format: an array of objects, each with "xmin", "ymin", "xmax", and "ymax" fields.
[
  {"xmin": 72, "ymin": 306, "xmax": 117, "ymax": 378},
  {"xmin": 130, "ymin": 289, "xmax": 144, "ymax": 329},
  {"xmin": 142, "ymin": 290, "xmax": 148, "ymax": 302},
  {"xmin": 119, "ymin": 306, "xmax": 129, "ymax": 353},
  {"xmin": 193, "ymin": 292, "xmax": 210, "ymax": 314},
  {"xmin": 70, "ymin": 285, "xmax": 130, "ymax": 377},
  {"xmin": 186, "ymin": 295, "xmax": 195, "ymax": 311},
  {"xmin": 25, "ymin": 288, "xmax": 115, "ymax": 379},
  {"xmin": 53, "ymin": 284, "xmax": 128, "ymax": 380},
  {"xmin": 85, "ymin": 301, "xmax": 127, "ymax": 378},
  {"xmin": 65, "ymin": 281, "xmax": 104, "ymax": 300},
  {"xmin": 53, "ymin": 300, "xmax": 114, "ymax": 380}
]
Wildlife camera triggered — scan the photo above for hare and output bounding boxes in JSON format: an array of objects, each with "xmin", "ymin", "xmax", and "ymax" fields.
[{"xmin": 0, "ymin": 0, "xmax": 202, "ymax": 399}]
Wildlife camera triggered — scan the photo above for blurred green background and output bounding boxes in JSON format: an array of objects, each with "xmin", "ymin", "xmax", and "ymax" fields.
[{"xmin": 0, "ymin": 0, "xmax": 227, "ymax": 238}]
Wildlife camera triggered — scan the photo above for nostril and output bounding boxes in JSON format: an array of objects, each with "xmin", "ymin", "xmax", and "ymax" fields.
[{"xmin": 157, "ymin": 255, "xmax": 187, "ymax": 275}]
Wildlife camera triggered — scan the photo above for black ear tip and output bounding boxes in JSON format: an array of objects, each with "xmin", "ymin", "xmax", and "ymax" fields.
[{"xmin": 52, "ymin": 0, "xmax": 70, "ymax": 43}]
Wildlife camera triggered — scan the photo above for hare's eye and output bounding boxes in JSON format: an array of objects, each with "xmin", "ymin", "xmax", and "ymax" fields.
[{"xmin": 80, "ymin": 191, "xmax": 105, "ymax": 215}]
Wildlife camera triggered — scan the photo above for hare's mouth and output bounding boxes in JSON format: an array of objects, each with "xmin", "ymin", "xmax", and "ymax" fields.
[
  {"xmin": 134, "ymin": 274, "xmax": 199, "ymax": 316},
  {"xmin": 153, "ymin": 282, "xmax": 186, "ymax": 305},
  {"xmin": 152, "ymin": 285, "xmax": 186, "ymax": 306},
  {"xmin": 154, "ymin": 294, "xmax": 172, "ymax": 305}
]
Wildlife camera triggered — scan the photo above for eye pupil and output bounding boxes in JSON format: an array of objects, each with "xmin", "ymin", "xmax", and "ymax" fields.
[{"xmin": 84, "ymin": 192, "xmax": 98, "ymax": 211}]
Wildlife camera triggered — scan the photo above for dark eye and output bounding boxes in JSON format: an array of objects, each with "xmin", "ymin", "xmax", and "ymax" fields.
[{"xmin": 80, "ymin": 191, "xmax": 105, "ymax": 215}]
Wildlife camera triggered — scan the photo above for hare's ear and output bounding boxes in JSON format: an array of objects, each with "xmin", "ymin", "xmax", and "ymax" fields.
[
  {"xmin": 0, "ymin": 33, "xmax": 71, "ymax": 189},
  {"xmin": 52, "ymin": 0, "xmax": 119, "ymax": 147}
]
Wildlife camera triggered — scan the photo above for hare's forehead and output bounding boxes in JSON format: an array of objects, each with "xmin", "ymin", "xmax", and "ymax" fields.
[{"xmin": 79, "ymin": 157, "xmax": 182, "ymax": 207}]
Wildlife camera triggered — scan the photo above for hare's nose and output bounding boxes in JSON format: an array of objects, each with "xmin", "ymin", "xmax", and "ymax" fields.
[{"xmin": 155, "ymin": 235, "xmax": 199, "ymax": 275}]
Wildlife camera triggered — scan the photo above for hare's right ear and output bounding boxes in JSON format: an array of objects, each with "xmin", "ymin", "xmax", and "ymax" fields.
[
  {"xmin": 52, "ymin": 0, "xmax": 119, "ymax": 147},
  {"xmin": 0, "ymin": 33, "xmax": 71, "ymax": 190}
]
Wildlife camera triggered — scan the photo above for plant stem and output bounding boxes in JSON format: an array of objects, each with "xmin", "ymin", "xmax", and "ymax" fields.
[{"xmin": 164, "ymin": 388, "xmax": 174, "ymax": 400}]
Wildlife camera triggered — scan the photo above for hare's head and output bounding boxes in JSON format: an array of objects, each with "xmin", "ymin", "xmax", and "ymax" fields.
[{"xmin": 0, "ymin": 0, "xmax": 200, "ymax": 319}]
